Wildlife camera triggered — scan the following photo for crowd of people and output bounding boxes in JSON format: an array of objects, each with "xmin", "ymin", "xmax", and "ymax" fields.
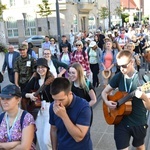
[{"xmin": 0, "ymin": 23, "xmax": 150, "ymax": 149}]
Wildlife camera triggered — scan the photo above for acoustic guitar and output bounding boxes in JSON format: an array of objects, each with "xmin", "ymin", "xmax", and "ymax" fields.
[
  {"xmin": 21, "ymin": 76, "xmax": 54, "ymax": 112},
  {"xmin": 103, "ymin": 81, "xmax": 150, "ymax": 125}
]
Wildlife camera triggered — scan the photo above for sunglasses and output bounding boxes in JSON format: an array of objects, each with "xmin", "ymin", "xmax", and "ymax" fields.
[
  {"xmin": 118, "ymin": 60, "xmax": 131, "ymax": 69},
  {"xmin": 19, "ymin": 49, "xmax": 26, "ymax": 51},
  {"xmin": 76, "ymin": 44, "xmax": 81, "ymax": 46}
]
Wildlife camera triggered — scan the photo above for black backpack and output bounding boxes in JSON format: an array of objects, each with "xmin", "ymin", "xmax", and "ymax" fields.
[{"xmin": 0, "ymin": 110, "xmax": 27, "ymax": 130}]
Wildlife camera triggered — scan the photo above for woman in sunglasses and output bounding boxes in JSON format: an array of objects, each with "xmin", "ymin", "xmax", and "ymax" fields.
[
  {"xmin": 102, "ymin": 50, "xmax": 150, "ymax": 150},
  {"xmin": 70, "ymin": 40, "xmax": 91, "ymax": 78}
]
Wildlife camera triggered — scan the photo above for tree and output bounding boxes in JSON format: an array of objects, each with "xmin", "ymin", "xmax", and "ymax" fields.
[
  {"xmin": 37, "ymin": 0, "xmax": 52, "ymax": 36},
  {"xmin": 114, "ymin": 6, "xmax": 124, "ymax": 17},
  {"xmin": 0, "ymin": 2, "xmax": 6, "ymax": 20},
  {"xmin": 99, "ymin": 7, "xmax": 109, "ymax": 20},
  {"xmin": 99, "ymin": 7, "xmax": 109, "ymax": 30},
  {"xmin": 121, "ymin": 13, "xmax": 129, "ymax": 23}
]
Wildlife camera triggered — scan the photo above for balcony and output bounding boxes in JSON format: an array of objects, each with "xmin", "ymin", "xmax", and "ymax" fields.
[{"xmin": 77, "ymin": 0, "xmax": 95, "ymax": 13}]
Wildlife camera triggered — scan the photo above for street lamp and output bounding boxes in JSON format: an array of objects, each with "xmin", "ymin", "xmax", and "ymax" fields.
[
  {"xmin": 22, "ymin": 13, "xmax": 27, "ymax": 35},
  {"xmin": 56, "ymin": 0, "xmax": 61, "ymax": 43},
  {"xmin": 108, "ymin": 0, "xmax": 111, "ymax": 29}
]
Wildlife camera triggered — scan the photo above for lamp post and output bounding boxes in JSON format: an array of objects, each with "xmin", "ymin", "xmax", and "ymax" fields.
[
  {"xmin": 56, "ymin": 0, "xmax": 61, "ymax": 43},
  {"xmin": 108, "ymin": 0, "xmax": 111, "ymax": 29},
  {"xmin": 22, "ymin": 13, "xmax": 27, "ymax": 35}
]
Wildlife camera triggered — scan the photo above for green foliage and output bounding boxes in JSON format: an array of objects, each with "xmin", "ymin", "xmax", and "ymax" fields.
[
  {"xmin": 114, "ymin": 6, "xmax": 124, "ymax": 16},
  {"xmin": 99, "ymin": 7, "xmax": 109, "ymax": 20},
  {"xmin": 134, "ymin": 15, "xmax": 138, "ymax": 21},
  {"xmin": 125, "ymin": 17, "xmax": 129, "ymax": 22},
  {"xmin": 121, "ymin": 13, "xmax": 129, "ymax": 23},
  {"xmin": 0, "ymin": 43, "xmax": 8, "ymax": 53},
  {"xmin": 0, "ymin": 2, "xmax": 6, "ymax": 20},
  {"xmin": 37, "ymin": 0, "xmax": 51, "ymax": 17},
  {"xmin": 142, "ymin": 16, "xmax": 149, "ymax": 24}
]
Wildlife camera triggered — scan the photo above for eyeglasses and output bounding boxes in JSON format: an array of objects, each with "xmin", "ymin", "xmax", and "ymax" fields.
[
  {"xmin": 76, "ymin": 44, "xmax": 81, "ymax": 47},
  {"xmin": 44, "ymin": 53, "xmax": 50, "ymax": 55},
  {"xmin": 118, "ymin": 60, "xmax": 131, "ymax": 69}
]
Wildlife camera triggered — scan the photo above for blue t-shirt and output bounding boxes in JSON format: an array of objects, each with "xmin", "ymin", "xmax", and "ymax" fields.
[{"xmin": 49, "ymin": 94, "xmax": 92, "ymax": 150}]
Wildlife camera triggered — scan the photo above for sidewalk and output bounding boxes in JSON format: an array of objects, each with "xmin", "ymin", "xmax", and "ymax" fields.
[{"xmin": 91, "ymin": 69, "xmax": 150, "ymax": 150}]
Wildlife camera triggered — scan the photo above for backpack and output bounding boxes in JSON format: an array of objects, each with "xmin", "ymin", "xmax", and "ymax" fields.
[{"xmin": 0, "ymin": 110, "xmax": 27, "ymax": 131}]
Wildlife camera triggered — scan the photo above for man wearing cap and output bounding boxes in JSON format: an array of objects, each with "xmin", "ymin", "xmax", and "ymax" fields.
[
  {"xmin": 14, "ymin": 44, "xmax": 36, "ymax": 90},
  {"xmin": 22, "ymin": 41, "xmax": 37, "ymax": 59},
  {"xmin": 59, "ymin": 35, "xmax": 71, "ymax": 53},
  {"xmin": 2, "ymin": 45, "xmax": 20, "ymax": 83}
]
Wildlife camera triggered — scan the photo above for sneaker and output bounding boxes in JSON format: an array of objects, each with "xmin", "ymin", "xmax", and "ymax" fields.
[{"xmin": 145, "ymin": 71, "xmax": 147, "ymax": 74}]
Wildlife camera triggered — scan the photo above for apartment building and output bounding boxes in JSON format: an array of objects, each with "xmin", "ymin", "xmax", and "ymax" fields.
[{"xmin": 1, "ymin": 0, "xmax": 120, "ymax": 44}]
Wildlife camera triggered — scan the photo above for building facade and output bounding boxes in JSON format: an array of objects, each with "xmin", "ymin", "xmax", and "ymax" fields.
[{"xmin": 1, "ymin": 0, "xmax": 120, "ymax": 44}]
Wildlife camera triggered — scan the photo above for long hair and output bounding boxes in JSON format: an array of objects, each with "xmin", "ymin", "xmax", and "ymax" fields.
[{"xmin": 70, "ymin": 62, "xmax": 89, "ymax": 92}]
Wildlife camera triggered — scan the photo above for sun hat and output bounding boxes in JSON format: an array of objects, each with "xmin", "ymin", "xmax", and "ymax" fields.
[
  {"xmin": 89, "ymin": 41, "xmax": 97, "ymax": 47},
  {"xmin": 34, "ymin": 58, "xmax": 49, "ymax": 69},
  {"xmin": 102, "ymin": 70, "xmax": 111, "ymax": 79},
  {"xmin": 0, "ymin": 84, "xmax": 22, "ymax": 98}
]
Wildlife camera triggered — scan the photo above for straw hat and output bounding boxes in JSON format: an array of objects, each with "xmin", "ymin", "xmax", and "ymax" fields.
[{"xmin": 102, "ymin": 70, "xmax": 111, "ymax": 79}]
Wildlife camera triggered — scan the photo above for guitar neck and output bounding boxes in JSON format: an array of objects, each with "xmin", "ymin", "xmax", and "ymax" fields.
[
  {"xmin": 34, "ymin": 84, "xmax": 46, "ymax": 97},
  {"xmin": 117, "ymin": 90, "xmax": 135, "ymax": 107}
]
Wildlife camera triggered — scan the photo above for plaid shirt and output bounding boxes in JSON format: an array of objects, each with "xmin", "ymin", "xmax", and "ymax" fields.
[{"xmin": 70, "ymin": 50, "xmax": 90, "ymax": 73}]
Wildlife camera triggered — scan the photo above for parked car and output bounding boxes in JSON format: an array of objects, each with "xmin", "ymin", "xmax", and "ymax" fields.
[{"xmin": 25, "ymin": 35, "xmax": 45, "ymax": 48}]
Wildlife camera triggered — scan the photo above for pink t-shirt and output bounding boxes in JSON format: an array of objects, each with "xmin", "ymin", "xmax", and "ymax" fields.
[
  {"xmin": 104, "ymin": 52, "xmax": 113, "ymax": 69},
  {"xmin": 0, "ymin": 112, "xmax": 36, "ymax": 150}
]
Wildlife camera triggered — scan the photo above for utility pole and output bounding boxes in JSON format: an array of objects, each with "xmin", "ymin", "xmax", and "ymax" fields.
[{"xmin": 56, "ymin": 0, "xmax": 61, "ymax": 43}]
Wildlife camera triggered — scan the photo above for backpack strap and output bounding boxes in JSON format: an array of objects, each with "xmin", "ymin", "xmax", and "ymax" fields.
[
  {"xmin": 20, "ymin": 110, "xmax": 28, "ymax": 130},
  {"xmin": 0, "ymin": 112, "xmax": 5, "ymax": 124},
  {"xmin": 0, "ymin": 111, "xmax": 27, "ymax": 131}
]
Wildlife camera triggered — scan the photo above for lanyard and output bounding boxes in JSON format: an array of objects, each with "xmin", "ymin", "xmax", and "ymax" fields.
[
  {"xmin": 6, "ymin": 109, "xmax": 20, "ymax": 142},
  {"xmin": 124, "ymin": 72, "xmax": 137, "ymax": 93}
]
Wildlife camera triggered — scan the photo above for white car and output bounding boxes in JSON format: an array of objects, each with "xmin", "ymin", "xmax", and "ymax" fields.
[{"xmin": 25, "ymin": 35, "xmax": 45, "ymax": 47}]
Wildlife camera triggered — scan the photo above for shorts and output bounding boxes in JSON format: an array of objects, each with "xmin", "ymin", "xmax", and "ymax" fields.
[{"xmin": 114, "ymin": 122, "xmax": 148, "ymax": 149}]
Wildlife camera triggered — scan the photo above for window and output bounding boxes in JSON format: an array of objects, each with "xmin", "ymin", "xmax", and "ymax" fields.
[
  {"xmin": 24, "ymin": 0, "xmax": 31, "ymax": 5},
  {"xmin": 24, "ymin": 15, "xmax": 36, "ymax": 36},
  {"xmin": 6, "ymin": 17, "xmax": 18, "ymax": 37},
  {"xmin": 10, "ymin": 0, "xmax": 15, "ymax": 6},
  {"xmin": 88, "ymin": 15, "xmax": 96, "ymax": 32},
  {"xmin": 73, "ymin": 15, "xmax": 78, "ymax": 32}
]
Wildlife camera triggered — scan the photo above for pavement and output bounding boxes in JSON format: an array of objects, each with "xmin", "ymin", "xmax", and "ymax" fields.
[
  {"xmin": 91, "ymin": 69, "xmax": 150, "ymax": 150},
  {"xmin": 1, "ymin": 68, "xmax": 150, "ymax": 150}
]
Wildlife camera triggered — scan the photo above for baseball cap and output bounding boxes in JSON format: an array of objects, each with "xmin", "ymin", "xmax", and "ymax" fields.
[
  {"xmin": 89, "ymin": 41, "xmax": 97, "ymax": 47},
  {"xmin": 0, "ymin": 84, "xmax": 22, "ymax": 99},
  {"xmin": 18, "ymin": 44, "xmax": 27, "ymax": 50}
]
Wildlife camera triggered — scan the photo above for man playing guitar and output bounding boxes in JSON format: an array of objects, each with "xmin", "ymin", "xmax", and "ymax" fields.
[{"xmin": 102, "ymin": 50, "xmax": 150, "ymax": 150}]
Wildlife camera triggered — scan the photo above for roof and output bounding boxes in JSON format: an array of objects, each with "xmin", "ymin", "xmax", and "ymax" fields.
[{"xmin": 120, "ymin": 0, "xmax": 139, "ymax": 9}]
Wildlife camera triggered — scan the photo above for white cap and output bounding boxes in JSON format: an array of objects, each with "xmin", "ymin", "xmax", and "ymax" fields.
[{"xmin": 89, "ymin": 41, "xmax": 97, "ymax": 47}]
